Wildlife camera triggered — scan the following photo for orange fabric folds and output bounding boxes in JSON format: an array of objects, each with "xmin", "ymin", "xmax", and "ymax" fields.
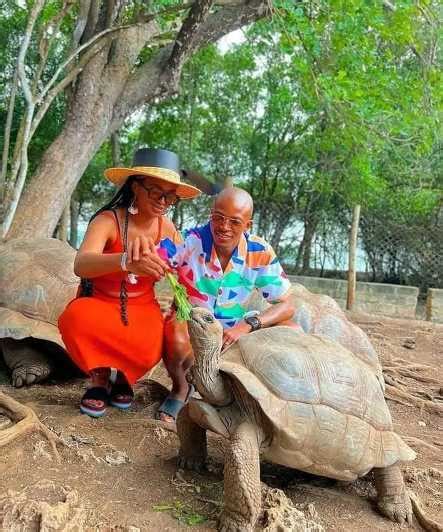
[{"xmin": 58, "ymin": 290, "xmax": 163, "ymax": 385}]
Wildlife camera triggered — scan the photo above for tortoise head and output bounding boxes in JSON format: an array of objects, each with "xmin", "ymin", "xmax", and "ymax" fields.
[
  {"xmin": 188, "ymin": 307, "xmax": 223, "ymax": 356},
  {"xmin": 188, "ymin": 307, "xmax": 232, "ymax": 406}
]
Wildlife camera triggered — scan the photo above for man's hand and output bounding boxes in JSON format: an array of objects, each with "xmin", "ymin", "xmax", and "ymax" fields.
[
  {"xmin": 126, "ymin": 235, "xmax": 170, "ymax": 280},
  {"xmin": 222, "ymin": 321, "xmax": 251, "ymax": 351}
]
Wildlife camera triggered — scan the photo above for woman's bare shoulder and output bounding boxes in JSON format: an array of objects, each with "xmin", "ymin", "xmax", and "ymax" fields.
[{"xmin": 83, "ymin": 210, "xmax": 118, "ymax": 241}]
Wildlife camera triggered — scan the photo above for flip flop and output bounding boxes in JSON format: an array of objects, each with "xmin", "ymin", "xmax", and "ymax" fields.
[
  {"xmin": 157, "ymin": 384, "xmax": 195, "ymax": 422},
  {"xmin": 80, "ymin": 386, "xmax": 109, "ymax": 418},
  {"xmin": 109, "ymin": 382, "xmax": 134, "ymax": 410}
]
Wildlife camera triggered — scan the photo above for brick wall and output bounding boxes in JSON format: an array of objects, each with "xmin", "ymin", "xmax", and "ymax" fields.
[{"xmin": 289, "ymin": 276, "xmax": 419, "ymax": 319}]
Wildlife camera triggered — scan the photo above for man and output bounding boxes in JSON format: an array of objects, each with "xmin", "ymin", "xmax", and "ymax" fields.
[{"xmin": 157, "ymin": 187, "xmax": 295, "ymax": 422}]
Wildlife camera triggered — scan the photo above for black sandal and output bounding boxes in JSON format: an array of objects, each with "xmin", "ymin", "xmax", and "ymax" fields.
[
  {"xmin": 109, "ymin": 382, "xmax": 134, "ymax": 410},
  {"xmin": 80, "ymin": 386, "xmax": 109, "ymax": 418}
]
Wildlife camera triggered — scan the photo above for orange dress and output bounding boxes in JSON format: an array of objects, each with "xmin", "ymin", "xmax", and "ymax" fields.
[{"xmin": 58, "ymin": 213, "xmax": 165, "ymax": 385}]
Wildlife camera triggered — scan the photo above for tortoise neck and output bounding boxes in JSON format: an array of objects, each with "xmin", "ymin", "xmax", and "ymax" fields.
[{"xmin": 190, "ymin": 338, "xmax": 233, "ymax": 406}]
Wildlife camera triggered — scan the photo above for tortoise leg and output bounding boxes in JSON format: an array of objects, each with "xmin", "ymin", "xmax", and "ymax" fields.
[
  {"xmin": 1, "ymin": 338, "xmax": 52, "ymax": 388},
  {"xmin": 374, "ymin": 464, "xmax": 413, "ymax": 525},
  {"xmin": 220, "ymin": 421, "xmax": 261, "ymax": 532},
  {"xmin": 176, "ymin": 403, "xmax": 207, "ymax": 472}
]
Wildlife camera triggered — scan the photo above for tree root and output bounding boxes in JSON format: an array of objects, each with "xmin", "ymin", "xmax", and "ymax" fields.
[
  {"xmin": 383, "ymin": 358, "xmax": 443, "ymax": 416},
  {"xmin": 0, "ymin": 391, "xmax": 63, "ymax": 462},
  {"xmin": 403, "ymin": 436, "xmax": 443, "ymax": 455},
  {"xmin": 383, "ymin": 367, "xmax": 440, "ymax": 385},
  {"xmin": 384, "ymin": 383, "xmax": 443, "ymax": 416},
  {"xmin": 409, "ymin": 491, "xmax": 443, "ymax": 532}
]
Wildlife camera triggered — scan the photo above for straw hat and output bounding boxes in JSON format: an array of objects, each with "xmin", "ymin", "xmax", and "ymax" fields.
[{"xmin": 104, "ymin": 148, "xmax": 201, "ymax": 199}]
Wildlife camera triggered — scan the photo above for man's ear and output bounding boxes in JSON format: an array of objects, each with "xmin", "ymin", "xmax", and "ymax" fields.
[{"xmin": 246, "ymin": 219, "xmax": 253, "ymax": 232}]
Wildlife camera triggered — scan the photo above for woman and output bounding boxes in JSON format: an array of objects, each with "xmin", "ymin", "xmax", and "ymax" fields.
[{"xmin": 58, "ymin": 148, "xmax": 200, "ymax": 417}]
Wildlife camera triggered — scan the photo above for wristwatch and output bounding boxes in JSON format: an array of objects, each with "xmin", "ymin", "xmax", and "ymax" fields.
[{"xmin": 244, "ymin": 315, "xmax": 262, "ymax": 332}]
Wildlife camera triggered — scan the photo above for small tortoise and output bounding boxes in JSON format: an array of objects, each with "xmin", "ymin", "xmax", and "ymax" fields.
[
  {"xmin": 177, "ymin": 307, "xmax": 415, "ymax": 532},
  {"xmin": 0, "ymin": 238, "xmax": 78, "ymax": 386}
]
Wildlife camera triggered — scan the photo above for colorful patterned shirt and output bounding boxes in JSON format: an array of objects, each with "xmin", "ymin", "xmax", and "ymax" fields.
[{"xmin": 158, "ymin": 223, "xmax": 291, "ymax": 329}]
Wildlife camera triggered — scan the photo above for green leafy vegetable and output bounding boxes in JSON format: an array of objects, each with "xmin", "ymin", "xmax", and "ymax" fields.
[{"xmin": 166, "ymin": 272, "xmax": 192, "ymax": 321}]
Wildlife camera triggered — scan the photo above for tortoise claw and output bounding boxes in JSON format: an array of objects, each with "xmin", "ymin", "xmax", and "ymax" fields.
[{"xmin": 377, "ymin": 493, "xmax": 413, "ymax": 525}]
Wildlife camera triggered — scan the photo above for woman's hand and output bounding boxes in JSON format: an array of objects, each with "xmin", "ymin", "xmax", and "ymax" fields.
[{"xmin": 126, "ymin": 235, "xmax": 170, "ymax": 280}]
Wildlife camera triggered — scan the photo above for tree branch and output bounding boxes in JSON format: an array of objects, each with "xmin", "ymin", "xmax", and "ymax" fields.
[
  {"xmin": 191, "ymin": 0, "xmax": 270, "ymax": 51},
  {"xmin": 72, "ymin": 0, "xmax": 92, "ymax": 50},
  {"xmin": 110, "ymin": 0, "xmax": 270, "ymax": 129},
  {"xmin": 82, "ymin": 0, "xmax": 100, "ymax": 42},
  {"xmin": 30, "ymin": 39, "xmax": 109, "ymax": 139},
  {"xmin": 0, "ymin": 69, "xmax": 18, "ymax": 195},
  {"xmin": 168, "ymin": 0, "xmax": 215, "ymax": 76},
  {"xmin": 32, "ymin": 0, "xmax": 74, "ymax": 95},
  {"xmin": 37, "ymin": 23, "xmax": 131, "ymax": 104},
  {"xmin": 37, "ymin": 2, "xmax": 195, "ymax": 104},
  {"xmin": 17, "ymin": 0, "xmax": 45, "ymax": 106}
]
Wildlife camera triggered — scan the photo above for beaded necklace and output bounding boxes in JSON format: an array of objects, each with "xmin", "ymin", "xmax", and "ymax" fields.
[{"xmin": 119, "ymin": 208, "xmax": 130, "ymax": 325}]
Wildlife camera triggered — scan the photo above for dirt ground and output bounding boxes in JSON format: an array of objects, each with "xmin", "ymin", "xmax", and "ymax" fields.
[{"xmin": 0, "ymin": 312, "xmax": 442, "ymax": 531}]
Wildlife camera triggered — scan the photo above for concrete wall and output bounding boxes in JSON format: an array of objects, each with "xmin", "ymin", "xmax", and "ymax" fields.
[
  {"xmin": 426, "ymin": 289, "xmax": 443, "ymax": 324},
  {"xmin": 289, "ymin": 275, "xmax": 419, "ymax": 319}
]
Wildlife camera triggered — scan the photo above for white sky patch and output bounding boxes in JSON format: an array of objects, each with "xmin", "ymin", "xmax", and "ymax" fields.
[
  {"xmin": 16, "ymin": 0, "xmax": 26, "ymax": 8},
  {"xmin": 217, "ymin": 28, "xmax": 247, "ymax": 53}
]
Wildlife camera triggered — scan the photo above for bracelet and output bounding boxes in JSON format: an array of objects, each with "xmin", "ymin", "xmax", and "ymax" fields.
[{"xmin": 120, "ymin": 252, "xmax": 128, "ymax": 272}]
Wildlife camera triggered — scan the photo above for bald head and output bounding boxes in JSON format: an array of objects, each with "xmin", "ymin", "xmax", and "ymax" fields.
[
  {"xmin": 210, "ymin": 187, "xmax": 253, "ymax": 253},
  {"xmin": 213, "ymin": 187, "xmax": 253, "ymax": 219}
]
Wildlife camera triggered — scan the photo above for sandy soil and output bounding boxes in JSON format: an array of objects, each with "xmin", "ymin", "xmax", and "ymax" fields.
[{"xmin": 0, "ymin": 312, "xmax": 442, "ymax": 531}]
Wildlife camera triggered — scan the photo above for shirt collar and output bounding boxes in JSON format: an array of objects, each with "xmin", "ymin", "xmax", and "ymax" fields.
[{"xmin": 201, "ymin": 222, "xmax": 248, "ymax": 272}]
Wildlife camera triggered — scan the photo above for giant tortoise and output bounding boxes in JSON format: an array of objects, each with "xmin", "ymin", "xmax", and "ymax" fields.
[
  {"xmin": 177, "ymin": 307, "xmax": 415, "ymax": 532},
  {"xmin": 0, "ymin": 238, "xmax": 78, "ymax": 386}
]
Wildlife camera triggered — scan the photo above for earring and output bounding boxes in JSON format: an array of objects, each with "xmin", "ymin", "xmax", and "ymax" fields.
[{"xmin": 128, "ymin": 198, "xmax": 138, "ymax": 215}]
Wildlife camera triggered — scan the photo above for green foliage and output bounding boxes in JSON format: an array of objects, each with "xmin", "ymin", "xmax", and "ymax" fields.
[
  {"xmin": 1, "ymin": 0, "xmax": 440, "ymax": 273},
  {"xmin": 153, "ymin": 500, "xmax": 207, "ymax": 526},
  {"xmin": 133, "ymin": 0, "xmax": 440, "ymax": 233}
]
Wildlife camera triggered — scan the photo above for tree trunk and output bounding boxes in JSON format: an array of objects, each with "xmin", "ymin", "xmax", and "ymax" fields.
[
  {"xmin": 110, "ymin": 131, "xmax": 122, "ymax": 166},
  {"xmin": 6, "ymin": 1, "xmax": 269, "ymax": 240},
  {"xmin": 7, "ymin": 22, "xmax": 158, "ymax": 239},
  {"xmin": 56, "ymin": 201, "xmax": 71, "ymax": 242},
  {"xmin": 69, "ymin": 196, "xmax": 80, "ymax": 248},
  {"xmin": 299, "ymin": 217, "xmax": 318, "ymax": 274}
]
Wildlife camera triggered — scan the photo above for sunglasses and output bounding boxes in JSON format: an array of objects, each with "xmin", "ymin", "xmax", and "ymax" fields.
[
  {"xmin": 138, "ymin": 182, "xmax": 179, "ymax": 205},
  {"xmin": 210, "ymin": 212, "xmax": 245, "ymax": 229}
]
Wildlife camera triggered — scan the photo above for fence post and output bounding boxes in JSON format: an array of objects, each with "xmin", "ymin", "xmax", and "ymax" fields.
[{"xmin": 347, "ymin": 204, "xmax": 361, "ymax": 311}]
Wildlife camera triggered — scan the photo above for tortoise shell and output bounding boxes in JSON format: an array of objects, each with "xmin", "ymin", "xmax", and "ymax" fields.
[
  {"xmin": 218, "ymin": 326, "xmax": 414, "ymax": 481},
  {"xmin": 0, "ymin": 238, "xmax": 78, "ymax": 347}
]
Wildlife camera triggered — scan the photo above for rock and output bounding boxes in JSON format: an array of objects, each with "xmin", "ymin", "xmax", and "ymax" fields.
[
  {"xmin": 0, "ymin": 480, "xmax": 86, "ymax": 530},
  {"xmin": 260, "ymin": 485, "xmax": 324, "ymax": 532},
  {"xmin": 104, "ymin": 450, "xmax": 129, "ymax": 466}
]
